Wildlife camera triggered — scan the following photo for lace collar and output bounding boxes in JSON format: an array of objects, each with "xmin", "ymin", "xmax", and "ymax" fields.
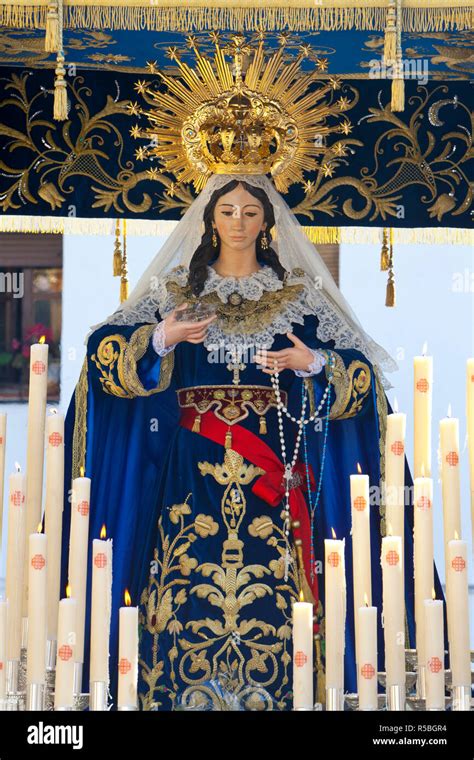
[{"xmin": 201, "ymin": 264, "xmax": 284, "ymax": 303}]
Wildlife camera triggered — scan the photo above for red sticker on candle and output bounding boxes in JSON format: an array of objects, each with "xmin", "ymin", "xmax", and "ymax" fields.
[
  {"xmin": 31, "ymin": 554, "xmax": 46, "ymax": 570},
  {"xmin": 119, "ymin": 658, "xmax": 132, "ymax": 675},
  {"xmin": 385, "ymin": 549, "xmax": 399, "ymax": 566},
  {"xmin": 360, "ymin": 663, "xmax": 375, "ymax": 680},
  {"xmin": 391, "ymin": 440, "xmax": 404, "ymax": 456},
  {"xmin": 294, "ymin": 651, "xmax": 308, "ymax": 668},
  {"xmin": 451, "ymin": 556, "xmax": 466, "ymax": 572},
  {"xmin": 428, "ymin": 656, "xmax": 442, "ymax": 673},
  {"xmin": 0, "ymin": 662, "xmax": 3, "ymax": 671},
  {"xmin": 94, "ymin": 552, "xmax": 108, "ymax": 569},
  {"xmin": 327, "ymin": 551, "xmax": 340, "ymax": 568},
  {"xmin": 48, "ymin": 432, "xmax": 63, "ymax": 447},
  {"xmin": 11, "ymin": 490, "xmax": 25, "ymax": 507},
  {"xmin": 0, "ymin": 437, "xmax": 3, "ymax": 445},
  {"xmin": 32, "ymin": 360, "xmax": 46, "ymax": 375},
  {"xmin": 416, "ymin": 378, "xmax": 429, "ymax": 393},
  {"xmin": 77, "ymin": 500, "xmax": 89, "ymax": 516},
  {"xmin": 416, "ymin": 496, "xmax": 432, "ymax": 511},
  {"xmin": 445, "ymin": 451, "xmax": 459, "ymax": 467},
  {"xmin": 353, "ymin": 496, "xmax": 367, "ymax": 512},
  {"xmin": 58, "ymin": 644, "xmax": 73, "ymax": 661}
]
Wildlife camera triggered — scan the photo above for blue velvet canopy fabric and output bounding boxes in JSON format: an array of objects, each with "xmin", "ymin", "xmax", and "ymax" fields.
[{"xmin": 59, "ymin": 299, "xmax": 446, "ymax": 710}]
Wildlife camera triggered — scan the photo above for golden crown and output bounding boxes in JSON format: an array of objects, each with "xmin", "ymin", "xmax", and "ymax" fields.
[{"xmin": 129, "ymin": 33, "xmax": 355, "ymax": 193}]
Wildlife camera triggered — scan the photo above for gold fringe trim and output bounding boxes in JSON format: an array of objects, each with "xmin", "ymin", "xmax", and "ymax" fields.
[
  {"xmin": 0, "ymin": 3, "xmax": 472, "ymax": 32},
  {"xmin": 1, "ymin": 215, "xmax": 472, "ymax": 245}
]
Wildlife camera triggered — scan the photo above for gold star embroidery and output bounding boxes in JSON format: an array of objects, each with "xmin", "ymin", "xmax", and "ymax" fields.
[
  {"xmin": 339, "ymin": 120, "xmax": 353, "ymax": 135},
  {"xmin": 127, "ymin": 102, "xmax": 141, "ymax": 117},
  {"xmin": 332, "ymin": 142, "xmax": 347, "ymax": 157},
  {"xmin": 130, "ymin": 124, "xmax": 141, "ymax": 139},
  {"xmin": 134, "ymin": 80, "xmax": 148, "ymax": 95},
  {"xmin": 337, "ymin": 96, "xmax": 351, "ymax": 110},
  {"xmin": 135, "ymin": 146, "xmax": 148, "ymax": 161},
  {"xmin": 316, "ymin": 57, "xmax": 329, "ymax": 71},
  {"xmin": 322, "ymin": 164, "xmax": 334, "ymax": 177}
]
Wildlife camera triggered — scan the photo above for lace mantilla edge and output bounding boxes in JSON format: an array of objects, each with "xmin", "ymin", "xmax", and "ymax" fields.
[{"xmin": 102, "ymin": 264, "xmax": 395, "ymax": 390}]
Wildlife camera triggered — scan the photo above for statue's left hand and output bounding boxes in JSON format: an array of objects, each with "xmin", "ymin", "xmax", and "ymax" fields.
[{"xmin": 255, "ymin": 333, "xmax": 316, "ymax": 374}]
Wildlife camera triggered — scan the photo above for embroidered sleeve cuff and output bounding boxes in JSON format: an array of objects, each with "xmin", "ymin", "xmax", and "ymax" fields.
[
  {"xmin": 152, "ymin": 319, "xmax": 177, "ymax": 356},
  {"xmin": 294, "ymin": 348, "xmax": 327, "ymax": 377}
]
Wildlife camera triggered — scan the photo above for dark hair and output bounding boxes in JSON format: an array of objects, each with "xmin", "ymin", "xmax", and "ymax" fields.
[{"xmin": 188, "ymin": 179, "xmax": 287, "ymax": 296}]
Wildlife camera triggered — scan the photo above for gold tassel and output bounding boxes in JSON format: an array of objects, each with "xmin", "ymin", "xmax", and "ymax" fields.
[
  {"xmin": 315, "ymin": 635, "xmax": 326, "ymax": 707},
  {"xmin": 113, "ymin": 219, "xmax": 122, "ymax": 276},
  {"xmin": 380, "ymin": 228, "xmax": 390, "ymax": 271},
  {"xmin": 384, "ymin": 0, "xmax": 397, "ymax": 64},
  {"xmin": 53, "ymin": 51, "xmax": 67, "ymax": 121},
  {"xmin": 192, "ymin": 414, "xmax": 201, "ymax": 433},
  {"xmin": 391, "ymin": 76, "xmax": 405, "ymax": 112},
  {"xmin": 385, "ymin": 229, "xmax": 396, "ymax": 307},
  {"xmin": 119, "ymin": 218, "xmax": 129, "ymax": 303},
  {"xmin": 45, "ymin": 1, "xmax": 60, "ymax": 52},
  {"xmin": 225, "ymin": 427, "xmax": 232, "ymax": 450},
  {"xmin": 259, "ymin": 415, "xmax": 267, "ymax": 435}
]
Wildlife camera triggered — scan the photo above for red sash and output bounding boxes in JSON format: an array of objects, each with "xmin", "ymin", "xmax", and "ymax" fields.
[{"xmin": 179, "ymin": 407, "xmax": 319, "ymax": 629}]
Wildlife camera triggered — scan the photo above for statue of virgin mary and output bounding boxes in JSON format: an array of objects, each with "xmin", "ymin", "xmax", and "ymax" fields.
[{"xmin": 60, "ymin": 37, "xmax": 446, "ymax": 711}]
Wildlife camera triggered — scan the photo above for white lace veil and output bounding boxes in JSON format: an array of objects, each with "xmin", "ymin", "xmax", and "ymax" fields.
[{"xmin": 87, "ymin": 173, "xmax": 398, "ymax": 389}]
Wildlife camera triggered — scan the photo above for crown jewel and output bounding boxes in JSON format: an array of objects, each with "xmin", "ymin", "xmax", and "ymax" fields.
[{"xmin": 130, "ymin": 33, "xmax": 354, "ymax": 192}]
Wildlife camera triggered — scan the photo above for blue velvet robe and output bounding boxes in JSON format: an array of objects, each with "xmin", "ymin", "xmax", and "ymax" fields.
[{"xmin": 60, "ymin": 305, "xmax": 447, "ymax": 710}]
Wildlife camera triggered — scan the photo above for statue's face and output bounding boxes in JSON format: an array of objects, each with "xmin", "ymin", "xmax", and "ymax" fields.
[{"xmin": 213, "ymin": 184, "xmax": 266, "ymax": 252}]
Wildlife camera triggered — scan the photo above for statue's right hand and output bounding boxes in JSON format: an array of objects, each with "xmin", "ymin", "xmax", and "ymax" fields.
[{"xmin": 163, "ymin": 302, "xmax": 218, "ymax": 346}]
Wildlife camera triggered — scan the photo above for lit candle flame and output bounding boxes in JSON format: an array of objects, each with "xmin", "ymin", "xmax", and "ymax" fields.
[
  {"xmin": 79, "ymin": 466, "xmax": 85, "ymax": 477},
  {"xmin": 124, "ymin": 589, "xmax": 131, "ymax": 607},
  {"xmin": 422, "ymin": 341, "xmax": 428, "ymax": 356},
  {"xmin": 331, "ymin": 527, "xmax": 336, "ymax": 539},
  {"xmin": 299, "ymin": 589, "xmax": 304, "ymax": 603},
  {"xmin": 37, "ymin": 521, "xmax": 43, "ymax": 534},
  {"xmin": 356, "ymin": 462, "xmax": 362, "ymax": 474},
  {"xmin": 432, "ymin": 587, "xmax": 436, "ymax": 601},
  {"xmin": 39, "ymin": 335, "xmax": 46, "ymax": 345},
  {"xmin": 15, "ymin": 461, "xmax": 21, "ymax": 473},
  {"xmin": 387, "ymin": 522, "xmax": 392, "ymax": 536},
  {"xmin": 364, "ymin": 592, "xmax": 369, "ymax": 607},
  {"xmin": 447, "ymin": 403, "xmax": 452, "ymax": 418},
  {"xmin": 454, "ymin": 530, "xmax": 459, "ymax": 541},
  {"xmin": 100, "ymin": 524, "xmax": 107, "ymax": 540},
  {"xmin": 393, "ymin": 397, "xmax": 399, "ymax": 413},
  {"xmin": 66, "ymin": 584, "xmax": 72, "ymax": 599}
]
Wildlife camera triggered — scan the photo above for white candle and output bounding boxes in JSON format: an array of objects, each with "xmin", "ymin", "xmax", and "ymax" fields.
[
  {"xmin": 45, "ymin": 409, "xmax": 65, "ymax": 641},
  {"xmin": 325, "ymin": 535, "xmax": 346, "ymax": 692},
  {"xmin": 22, "ymin": 339, "xmax": 49, "ymax": 618},
  {"xmin": 26, "ymin": 529, "xmax": 47, "ymax": 685},
  {"xmin": 414, "ymin": 349, "xmax": 432, "ymax": 478},
  {"xmin": 385, "ymin": 408, "xmax": 406, "ymax": 542},
  {"xmin": 54, "ymin": 589, "xmax": 77, "ymax": 710},
  {"xmin": 357, "ymin": 603, "xmax": 378, "ymax": 710},
  {"xmin": 68, "ymin": 470, "xmax": 90, "ymax": 666},
  {"xmin": 413, "ymin": 476, "xmax": 434, "ymax": 675},
  {"xmin": 424, "ymin": 598, "xmax": 445, "ymax": 710},
  {"xmin": 292, "ymin": 592, "xmax": 313, "ymax": 710},
  {"xmin": 350, "ymin": 467, "xmax": 371, "ymax": 688},
  {"xmin": 0, "ymin": 413, "xmax": 6, "ymax": 552},
  {"xmin": 440, "ymin": 410, "xmax": 461, "ymax": 547},
  {"xmin": 381, "ymin": 535, "xmax": 405, "ymax": 691},
  {"xmin": 90, "ymin": 528, "xmax": 113, "ymax": 685},
  {"xmin": 446, "ymin": 539, "xmax": 470, "ymax": 689},
  {"xmin": 118, "ymin": 591, "xmax": 138, "ymax": 710},
  {"xmin": 0, "ymin": 599, "xmax": 8, "ymax": 699},
  {"xmin": 467, "ymin": 359, "xmax": 474, "ymax": 549},
  {"xmin": 6, "ymin": 467, "xmax": 26, "ymax": 661}
]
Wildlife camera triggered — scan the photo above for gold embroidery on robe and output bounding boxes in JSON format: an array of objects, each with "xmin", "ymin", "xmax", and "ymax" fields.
[
  {"xmin": 91, "ymin": 324, "xmax": 174, "ymax": 398},
  {"xmin": 165, "ymin": 278, "xmax": 305, "ymax": 337},
  {"xmin": 138, "ymin": 447, "xmax": 302, "ymax": 711},
  {"xmin": 72, "ymin": 355, "xmax": 88, "ymax": 479},
  {"xmin": 306, "ymin": 350, "xmax": 372, "ymax": 420}
]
